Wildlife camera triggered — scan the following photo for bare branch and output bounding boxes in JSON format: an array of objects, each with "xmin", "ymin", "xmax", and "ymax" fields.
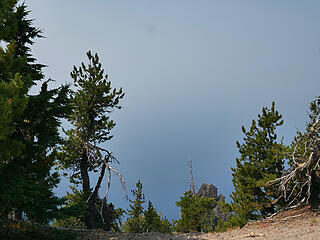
[
  {"xmin": 102, "ymin": 159, "xmax": 112, "ymax": 201},
  {"xmin": 82, "ymin": 141, "xmax": 127, "ymax": 210},
  {"xmin": 92, "ymin": 164, "xmax": 106, "ymax": 199},
  {"xmin": 266, "ymin": 112, "xmax": 320, "ymax": 210}
]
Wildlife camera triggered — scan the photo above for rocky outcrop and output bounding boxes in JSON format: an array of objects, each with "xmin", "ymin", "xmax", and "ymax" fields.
[
  {"xmin": 197, "ymin": 184, "xmax": 218, "ymax": 199},
  {"xmin": 212, "ymin": 194, "xmax": 229, "ymax": 222},
  {"xmin": 197, "ymin": 183, "xmax": 230, "ymax": 224}
]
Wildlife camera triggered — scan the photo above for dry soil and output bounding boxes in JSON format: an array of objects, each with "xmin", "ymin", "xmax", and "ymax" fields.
[{"xmin": 76, "ymin": 206, "xmax": 320, "ymax": 240}]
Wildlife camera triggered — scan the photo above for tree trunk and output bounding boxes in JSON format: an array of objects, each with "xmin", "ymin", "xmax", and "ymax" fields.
[
  {"xmin": 80, "ymin": 151, "xmax": 98, "ymax": 229},
  {"xmin": 310, "ymin": 171, "xmax": 320, "ymax": 208}
]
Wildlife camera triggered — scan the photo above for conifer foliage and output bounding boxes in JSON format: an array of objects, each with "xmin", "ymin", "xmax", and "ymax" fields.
[
  {"xmin": 230, "ymin": 102, "xmax": 286, "ymax": 223},
  {"xmin": 125, "ymin": 180, "xmax": 145, "ymax": 233},
  {"xmin": 0, "ymin": 0, "xmax": 70, "ymax": 223},
  {"xmin": 123, "ymin": 180, "xmax": 172, "ymax": 233},
  {"xmin": 59, "ymin": 51, "xmax": 125, "ymax": 229},
  {"xmin": 53, "ymin": 187, "xmax": 124, "ymax": 231},
  {"xmin": 144, "ymin": 201, "xmax": 160, "ymax": 232},
  {"xmin": 175, "ymin": 191, "xmax": 214, "ymax": 233}
]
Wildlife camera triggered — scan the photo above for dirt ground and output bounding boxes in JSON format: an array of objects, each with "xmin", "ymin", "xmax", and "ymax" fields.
[
  {"xmin": 201, "ymin": 206, "xmax": 320, "ymax": 240},
  {"xmin": 76, "ymin": 206, "xmax": 320, "ymax": 240}
]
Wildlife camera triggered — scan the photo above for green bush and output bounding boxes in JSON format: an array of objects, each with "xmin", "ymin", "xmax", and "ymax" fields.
[
  {"xmin": 175, "ymin": 191, "xmax": 214, "ymax": 233},
  {"xmin": 215, "ymin": 214, "xmax": 247, "ymax": 232},
  {"xmin": 143, "ymin": 201, "xmax": 172, "ymax": 233},
  {"xmin": 52, "ymin": 187, "xmax": 124, "ymax": 231},
  {"xmin": 52, "ymin": 187, "xmax": 87, "ymax": 229},
  {"xmin": 200, "ymin": 209, "xmax": 217, "ymax": 233}
]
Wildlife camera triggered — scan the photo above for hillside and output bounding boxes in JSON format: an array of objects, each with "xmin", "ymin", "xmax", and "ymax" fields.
[
  {"xmin": 203, "ymin": 206, "xmax": 320, "ymax": 240},
  {"xmin": 72, "ymin": 206, "xmax": 320, "ymax": 240},
  {"xmin": 2, "ymin": 206, "xmax": 320, "ymax": 240}
]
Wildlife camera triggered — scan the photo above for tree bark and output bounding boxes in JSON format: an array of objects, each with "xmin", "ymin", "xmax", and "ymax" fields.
[
  {"xmin": 310, "ymin": 171, "xmax": 320, "ymax": 208},
  {"xmin": 80, "ymin": 151, "xmax": 98, "ymax": 229}
]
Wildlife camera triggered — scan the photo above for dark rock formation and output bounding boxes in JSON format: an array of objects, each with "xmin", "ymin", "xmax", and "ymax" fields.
[
  {"xmin": 197, "ymin": 183, "xmax": 230, "ymax": 228},
  {"xmin": 212, "ymin": 194, "xmax": 229, "ymax": 222},
  {"xmin": 197, "ymin": 183, "xmax": 218, "ymax": 199}
]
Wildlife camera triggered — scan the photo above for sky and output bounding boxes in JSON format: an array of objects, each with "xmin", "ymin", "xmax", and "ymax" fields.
[{"xmin": 25, "ymin": 0, "xmax": 320, "ymax": 220}]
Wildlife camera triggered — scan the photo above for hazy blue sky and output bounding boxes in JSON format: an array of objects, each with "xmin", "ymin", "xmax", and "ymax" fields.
[{"xmin": 26, "ymin": 0, "xmax": 320, "ymax": 220}]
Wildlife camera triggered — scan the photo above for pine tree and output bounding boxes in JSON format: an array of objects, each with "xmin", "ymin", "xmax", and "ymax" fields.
[
  {"xmin": 124, "ymin": 180, "xmax": 146, "ymax": 233},
  {"xmin": 230, "ymin": 102, "xmax": 286, "ymax": 223},
  {"xmin": 175, "ymin": 191, "xmax": 214, "ymax": 232},
  {"xmin": 0, "ymin": 1, "xmax": 70, "ymax": 223},
  {"xmin": 52, "ymin": 187, "xmax": 88, "ymax": 229},
  {"xmin": 0, "ymin": 73, "xmax": 27, "ymax": 161},
  {"xmin": 53, "ymin": 186, "xmax": 125, "ymax": 231},
  {"xmin": 144, "ymin": 201, "xmax": 159, "ymax": 232},
  {"xmin": 123, "ymin": 182, "xmax": 172, "ymax": 233},
  {"xmin": 143, "ymin": 201, "xmax": 172, "ymax": 233},
  {"xmin": 59, "ymin": 51, "xmax": 124, "ymax": 229}
]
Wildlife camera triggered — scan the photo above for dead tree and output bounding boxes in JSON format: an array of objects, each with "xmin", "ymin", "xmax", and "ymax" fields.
[
  {"xmin": 267, "ymin": 98, "xmax": 320, "ymax": 210},
  {"xmin": 188, "ymin": 160, "xmax": 196, "ymax": 196}
]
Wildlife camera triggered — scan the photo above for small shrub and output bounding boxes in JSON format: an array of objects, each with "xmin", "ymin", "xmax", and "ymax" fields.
[
  {"xmin": 215, "ymin": 214, "xmax": 247, "ymax": 232},
  {"xmin": 175, "ymin": 191, "xmax": 214, "ymax": 233},
  {"xmin": 123, "ymin": 181, "xmax": 173, "ymax": 233},
  {"xmin": 53, "ymin": 187, "xmax": 124, "ymax": 231},
  {"xmin": 200, "ymin": 209, "xmax": 217, "ymax": 233}
]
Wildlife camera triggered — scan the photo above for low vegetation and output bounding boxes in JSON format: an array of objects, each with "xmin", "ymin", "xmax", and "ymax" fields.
[
  {"xmin": 0, "ymin": 219, "xmax": 77, "ymax": 240},
  {"xmin": 122, "ymin": 180, "xmax": 173, "ymax": 233}
]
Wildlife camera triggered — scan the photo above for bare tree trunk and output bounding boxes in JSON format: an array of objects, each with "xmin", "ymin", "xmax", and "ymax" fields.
[
  {"xmin": 80, "ymin": 151, "xmax": 97, "ymax": 229},
  {"xmin": 188, "ymin": 160, "xmax": 195, "ymax": 196},
  {"xmin": 310, "ymin": 171, "xmax": 320, "ymax": 208}
]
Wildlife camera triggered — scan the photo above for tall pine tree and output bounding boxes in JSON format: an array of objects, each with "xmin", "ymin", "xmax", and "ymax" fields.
[
  {"xmin": 230, "ymin": 102, "xmax": 286, "ymax": 223},
  {"xmin": 175, "ymin": 191, "xmax": 214, "ymax": 232},
  {"xmin": 0, "ymin": 1, "xmax": 70, "ymax": 223},
  {"xmin": 59, "ymin": 51, "xmax": 124, "ymax": 229}
]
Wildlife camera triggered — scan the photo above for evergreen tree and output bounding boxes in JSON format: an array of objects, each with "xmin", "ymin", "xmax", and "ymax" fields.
[
  {"xmin": 0, "ymin": 1, "xmax": 29, "ymax": 162},
  {"xmin": 143, "ymin": 201, "xmax": 172, "ymax": 233},
  {"xmin": 0, "ymin": 1, "xmax": 70, "ymax": 223},
  {"xmin": 59, "ymin": 51, "xmax": 124, "ymax": 229},
  {"xmin": 52, "ymin": 187, "xmax": 88, "ymax": 229},
  {"xmin": 175, "ymin": 191, "xmax": 214, "ymax": 232},
  {"xmin": 123, "ymin": 182, "xmax": 172, "ymax": 233},
  {"xmin": 144, "ymin": 201, "xmax": 159, "ymax": 232},
  {"xmin": 124, "ymin": 180, "xmax": 146, "ymax": 233},
  {"xmin": 0, "ymin": 72, "xmax": 27, "ymax": 161},
  {"xmin": 53, "ymin": 186, "xmax": 125, "ymax": 231},
  {"xmin": 158, "ymin": 216, "xmax": 173, "ymax": 234},
  {"xmin": 230, "ymin": 102, "xmax": 286, "ymax": 223}
]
